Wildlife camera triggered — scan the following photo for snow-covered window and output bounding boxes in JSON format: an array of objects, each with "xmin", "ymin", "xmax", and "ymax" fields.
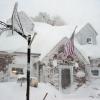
[
  {"xmin": 91, "ymin": 70, "xmax": 99, "ymax": 76},
  {"xmin": 33, "ymin": 63, "xmax": 37, "ymax": 70},
  {"xmin": 87, "ymin": 37, "xmax": 92, "ymax": 44}
]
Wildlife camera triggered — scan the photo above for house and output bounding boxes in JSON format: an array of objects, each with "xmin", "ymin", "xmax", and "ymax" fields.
[
  {"xmin": 41, "ymin": 37, "xmax": 89, "ymax": 91},
  {"xmin": 0, "ymin": 51, "xmax": 40, "ymax": 81},
  {"xmin": 41, "ymin": 22, "xmax": 100, "ymax": 91}
]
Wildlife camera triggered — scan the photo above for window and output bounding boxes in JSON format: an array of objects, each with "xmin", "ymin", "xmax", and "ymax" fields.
[
  {"xmin": 98, "ymin": 64, "xmax": 100, "ymax": 67},
  {"xmin": 87, "ymin": 37, "xmax": 92, "ymax": 44},
  {"xmin": 33, "ymin": 63, "xmax": 37, "ymax": 70},
  {"xmin": 91, "ymin": 70, "xmax": 99, "ymax": 76},
  {"xmin": 12, "ymin": 68, "xmax": 23, "ymax": 75}
]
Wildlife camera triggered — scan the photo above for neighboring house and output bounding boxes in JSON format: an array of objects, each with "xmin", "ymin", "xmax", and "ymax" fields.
[
  {"xmin": 0, "ymin": 51, "xmax": 40, "ymax": 81},
  {"xmin": 76, "ymin": 23, "xmax": 98, "ymax": 45},
  {"xmin": 88, "ymin": 57, "xmax": 100, "ymax": 78}
]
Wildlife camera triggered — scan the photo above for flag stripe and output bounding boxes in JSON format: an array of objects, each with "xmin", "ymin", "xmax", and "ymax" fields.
[{"xmin": 64, "ymin": 26, "xmax": 77, "ymax": 58}]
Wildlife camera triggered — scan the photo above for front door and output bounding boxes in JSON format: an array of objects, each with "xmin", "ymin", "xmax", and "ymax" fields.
[{"xmin": 61, "ymin": 68, "xmax": 71, "ymax": 89}]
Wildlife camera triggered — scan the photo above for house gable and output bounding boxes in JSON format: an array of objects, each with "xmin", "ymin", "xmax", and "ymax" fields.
[
  {"xmin": 76, "ymin": 23, "xmax": 98, "ymax": 45},
  {"xmin": 42, "ymin": 37, "xmax": 89, "ymax": 65}
]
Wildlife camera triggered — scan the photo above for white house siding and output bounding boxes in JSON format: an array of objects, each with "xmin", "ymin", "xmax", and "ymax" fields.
[
  {"xmin": 3, "ymin": 52, "xmax": 41, "ymax": 79},
  {"xmin": 13, "ymin": 55, "xmax": 27, "ymax": 65}
]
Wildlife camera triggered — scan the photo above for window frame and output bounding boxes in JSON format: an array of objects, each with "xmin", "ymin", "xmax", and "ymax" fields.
[{"xmin": 86, "ymin": 37, "xmax": 92, "ymax": 44}]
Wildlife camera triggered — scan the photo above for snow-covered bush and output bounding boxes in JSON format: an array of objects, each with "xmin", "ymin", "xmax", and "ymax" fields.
[
  {"xmin": 76, "ymin": 70, "xmax": 85, "ymax": 78},
  {"xmin": 76, "ymin": 70, "xmax": 86, "ymax": 87},
  {"xmin": 33, "ymin": 12, "xmax": 50, "ymax": 23}
]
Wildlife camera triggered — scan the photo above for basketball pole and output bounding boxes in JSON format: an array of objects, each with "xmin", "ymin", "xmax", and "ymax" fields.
[
  {"xmin": 0, "ymin": 23, "xmax": 36, "ymax": 100},
  {"xmin": 26, "ymin": 35, "xmax": 31, "ymax": 100},
  {"xmin": 26, "ymin": 33, "xmax": 37, "ymax": 100}
]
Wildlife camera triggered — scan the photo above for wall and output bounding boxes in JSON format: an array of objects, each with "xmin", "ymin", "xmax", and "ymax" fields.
[
  {"xmin": 8, "ymin": 53, "xmax": 40, "ymax": 79},
  {"xmin": 76, "ymin": 29, "xmax": 97, "ymax": 45}
]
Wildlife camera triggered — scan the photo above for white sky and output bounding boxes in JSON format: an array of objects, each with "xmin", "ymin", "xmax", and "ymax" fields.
[{"xmin": 0, "ymin": 0, "xmax": 100, "ymax": 32}]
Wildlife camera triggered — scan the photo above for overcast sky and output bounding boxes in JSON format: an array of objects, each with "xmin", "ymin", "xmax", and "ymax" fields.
[{"xmin": 0, "ymin": 0, "xmax": 100, "ymax": 32}]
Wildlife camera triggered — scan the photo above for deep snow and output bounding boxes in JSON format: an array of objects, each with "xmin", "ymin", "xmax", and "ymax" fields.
[{"xmin": 0, "ymin": 79, "xmax": 100, "ymax": 100}]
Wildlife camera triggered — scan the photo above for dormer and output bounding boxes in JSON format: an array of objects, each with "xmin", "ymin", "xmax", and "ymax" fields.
[{"xmin": 76, "ymin": 23, "xmax": 98, "ymax": 45}]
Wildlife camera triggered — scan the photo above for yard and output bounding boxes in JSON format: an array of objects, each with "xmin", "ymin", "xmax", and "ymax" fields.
[{"xmin": 0, "ymin": 79, "xmax": 100, "ymax": 100}]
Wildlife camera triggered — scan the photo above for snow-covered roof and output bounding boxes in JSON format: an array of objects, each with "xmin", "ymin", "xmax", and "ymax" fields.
[
  {"xmin": 77, "ymin": 23, "xmax": 98, "ymax": 36},
  {"xmin": 75, "ymin": 23, "xmax": 100, "ymax": 59},
  {"xmin": 0, "ymin": 11, "xmax": 100, "ymax": 61},
  {"xmin": 0, "ymin": 11, "xmax": 76, "ymax": 59}
]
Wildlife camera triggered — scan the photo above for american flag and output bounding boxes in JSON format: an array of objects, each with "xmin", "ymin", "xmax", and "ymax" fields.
[{"xmin": 64, "ymin": 26, "xmax": 77, "ymax": 58}]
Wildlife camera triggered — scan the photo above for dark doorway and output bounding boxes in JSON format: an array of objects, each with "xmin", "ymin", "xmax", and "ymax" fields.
[{"xmin": 61, "ymin": 69, "xmax": 71, "ymax": 89}]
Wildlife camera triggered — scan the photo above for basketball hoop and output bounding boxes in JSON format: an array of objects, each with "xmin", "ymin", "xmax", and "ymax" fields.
[
  {"xmin": 0, "ymin": 21, "xmax": 11, "ymax": 35},
  {"xmin": 0, "ymin": 2, "xmax": 37, "ymax": 100},
  {"xmin": 11, "ymin": 2, "xmax": 25, "ymax": 36}
]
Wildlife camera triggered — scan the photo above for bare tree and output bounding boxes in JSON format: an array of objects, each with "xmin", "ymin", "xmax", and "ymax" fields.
[
  {"xmin": 32, "ymin": 12, "xmax": 66, "ymax": 26},
  {"xmin": 51, "ymin": 16, "xmax": 65, "ymax": 26}
]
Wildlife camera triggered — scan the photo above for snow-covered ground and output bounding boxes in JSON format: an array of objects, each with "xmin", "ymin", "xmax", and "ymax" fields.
[{"xmin": 0, "ymin": 79, "xmax": 100, "ymax": 100}]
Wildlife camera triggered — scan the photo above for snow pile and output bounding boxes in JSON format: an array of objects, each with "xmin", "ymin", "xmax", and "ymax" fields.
[
  {"xmin": 69, "ymin": 79, "xmax": 100, "ymax": 99},
  {"xmin": 0, "ymin": 34, "xmax": 26, "ymax": 53}
]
